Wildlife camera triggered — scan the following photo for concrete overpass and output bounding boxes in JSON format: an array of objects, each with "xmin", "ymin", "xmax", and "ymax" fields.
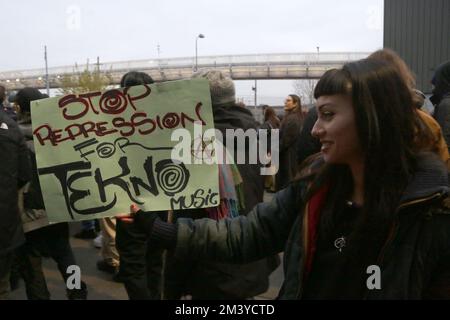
[{"xmin": 0, "ymin": 52, "xmax": 370, "ymax": 90}]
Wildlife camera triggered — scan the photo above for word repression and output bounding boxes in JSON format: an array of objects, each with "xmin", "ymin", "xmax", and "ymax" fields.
[{"xmin": 33, "ymin": 85, "xmax": 206, "ymax": 147}]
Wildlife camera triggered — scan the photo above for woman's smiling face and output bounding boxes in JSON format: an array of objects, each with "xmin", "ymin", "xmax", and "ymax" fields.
[{"xmin": 311, "ymin": 94, "xmax": 363, "ymax": 165}]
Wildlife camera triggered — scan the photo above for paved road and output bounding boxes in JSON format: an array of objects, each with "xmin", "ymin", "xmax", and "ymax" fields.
[{"xmin": 10, "ymin": 193, "xmax": 284, "ymax": 300}]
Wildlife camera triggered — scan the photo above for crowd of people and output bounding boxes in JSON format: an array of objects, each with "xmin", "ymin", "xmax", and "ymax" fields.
[{"xmin": 1, "ymin": 48, "xmax": 450, "ymax": 300}]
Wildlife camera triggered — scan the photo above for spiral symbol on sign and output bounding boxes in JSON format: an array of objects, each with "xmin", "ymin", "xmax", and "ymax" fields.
[
  {"xmin": 162, "ymin": 113, "xmax": 180, "ymax": 129},
  {"xmin": 155, "ymin": 160, "xmax": 190, "ymax": 196},
  {"xmin": 99, "ymin": 89, "xmax": 128, "ymax": 114},
  {"xmin": 96, "ymin": 142, "xmax": 116, "ymax": 158}
]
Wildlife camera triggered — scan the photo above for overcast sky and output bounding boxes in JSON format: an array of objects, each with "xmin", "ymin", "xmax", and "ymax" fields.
[{"xmin": 3, "ymin": 0, "xmax": 384, "ymax": 104}]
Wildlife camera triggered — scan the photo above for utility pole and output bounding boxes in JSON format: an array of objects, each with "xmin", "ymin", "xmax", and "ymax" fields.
[
  {"xmin": 252, "ymin": 80, "xmax": 257, "ymax": 112},
  {"xmin": 44, "ymin": 46, "xmax": 50, "ymax": 96}
]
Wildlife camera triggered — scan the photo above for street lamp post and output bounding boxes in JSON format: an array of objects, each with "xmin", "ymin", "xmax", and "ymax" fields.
[{"xmin": 195, "ymin": 33, "xmax": 205, "ymax": 72}]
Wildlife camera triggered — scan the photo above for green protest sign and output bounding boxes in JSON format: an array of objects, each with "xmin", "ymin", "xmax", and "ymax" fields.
[{"xmin": 31, "ymin": 79, "xmax": 219, "ymax": 223}]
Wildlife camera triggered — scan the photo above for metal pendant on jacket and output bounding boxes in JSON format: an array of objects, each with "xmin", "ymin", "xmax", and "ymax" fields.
[{"xmin": 334, "ymin": 236, "xmax": 346, "ymax": 253}]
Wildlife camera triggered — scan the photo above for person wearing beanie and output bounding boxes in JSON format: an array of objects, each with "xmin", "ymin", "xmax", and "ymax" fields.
[
  {"xmin": 192, "ymin": 70, "xmax": 236, "ymax": 107},
  {"xmin": 432, "ymin": 61, "xmax": 450, "ymax": 154},
  {"xmin": 13, "ymin": 87, "xmax": 88, "ymax": 299}
]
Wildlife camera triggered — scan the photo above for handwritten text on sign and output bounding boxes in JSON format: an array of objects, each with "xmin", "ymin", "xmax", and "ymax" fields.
[{"xmin": 31, "ymin": 79, "xmax": 219, "ymax": 223}]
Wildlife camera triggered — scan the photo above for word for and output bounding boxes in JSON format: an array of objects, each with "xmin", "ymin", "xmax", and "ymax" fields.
[{"xmin": 74, "ymin": 137, "xmax": 173, "ymax": 161}]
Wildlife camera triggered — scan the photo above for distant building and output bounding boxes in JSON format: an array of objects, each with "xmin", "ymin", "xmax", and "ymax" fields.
[{"xmin": 384, "ymin": 0, "xmax": 450, "ymax": 94}]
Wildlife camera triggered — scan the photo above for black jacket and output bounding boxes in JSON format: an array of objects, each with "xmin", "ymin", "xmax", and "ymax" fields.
[
  {"xmin": 0, "ymin": 111, "xmax": 31, "ymax": 255},
  {"xmin": 175, "ymin": 153, "xmax": 450, "ymax": 299}
]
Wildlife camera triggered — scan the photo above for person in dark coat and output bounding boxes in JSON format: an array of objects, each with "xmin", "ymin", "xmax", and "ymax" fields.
[
  {"xmin": 432, "ymin": 61, "xmax": 450, "ymax": 154},
  {"xmin": 0, "ymin": 107, "xmax": 31, "ymax": 299},
  {"xmin": 13, "ymin": 87, "xmax": 88, "ymax": 299},
  {"xmin": 203, "ymin": 72, "xmax": 265, "ymax": 215},
  {"xmin": 276, "ymin": 94, "xmax": 304, "ymax": 190}
]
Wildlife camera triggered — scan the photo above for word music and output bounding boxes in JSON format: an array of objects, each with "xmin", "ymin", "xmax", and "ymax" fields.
[{"xmin": 33, "ymin": 85, "xmax": 206, "ymax": 147}]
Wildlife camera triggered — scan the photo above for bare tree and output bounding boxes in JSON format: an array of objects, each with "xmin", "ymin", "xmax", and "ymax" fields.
[
  {"xmin": 292, "ymin": 79, "xmax": 318, "ymax": 107},
  {"xmin": 59, "ymin": 61, "xmax": 112, "ymax": 95}
]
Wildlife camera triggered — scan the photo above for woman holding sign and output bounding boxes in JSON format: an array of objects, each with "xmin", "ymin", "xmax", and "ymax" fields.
[{"xmin": 122, "ymin": 59, "xmax": 450, "ymax": 299}]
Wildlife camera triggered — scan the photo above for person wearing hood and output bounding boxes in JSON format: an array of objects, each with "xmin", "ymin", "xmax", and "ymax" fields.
[
  {"xmin": 13, "ymin": 87, "xmax": 88, "ymax": 299},
  {"xmin": 432, "ymin": 61, "xmax": 450, "ymax": 154}
]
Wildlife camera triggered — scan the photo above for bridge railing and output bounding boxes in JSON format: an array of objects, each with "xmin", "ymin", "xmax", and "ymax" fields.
[{"xmin": 0, "ymin": 52, "xmax": 370, "ymax": 81}]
